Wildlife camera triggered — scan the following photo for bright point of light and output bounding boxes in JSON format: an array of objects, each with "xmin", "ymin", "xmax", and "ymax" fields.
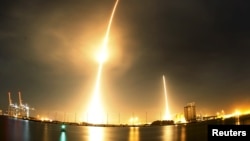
[
  {"xmin": 61, "ymin": 125, "xmax": 66, "ymax": 129},
  {"xmin": 41, "ymin": 117, "xmax": 52, "ymax": 122},
  {"xmin": 61, "ymin": 124, "xmax": 66, "ymax": 132},
  {"xmin": 129, "ymin": 116, "xmax": 140, "ymax": 125},
  {"xmin": 96, "ymin": 47, "xmax": 108, "ymax": 63},
  {"xmin": 234, "ymin": 109, "xmax": 241, "ymax": 116}
]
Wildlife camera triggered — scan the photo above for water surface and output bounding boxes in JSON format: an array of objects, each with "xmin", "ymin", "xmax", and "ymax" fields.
[{"xmin": 0, "ymin": 116, "xmax": 207, "ymax": 141}]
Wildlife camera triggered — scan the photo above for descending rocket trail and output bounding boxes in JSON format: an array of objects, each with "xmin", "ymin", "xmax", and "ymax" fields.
[
  {"xmin": 87, "ymin": 0, "xmax": 119, "ymax": 124},
  {"xmin": 163, "ymin": 75, "xmax": 171, "ymax": 120}
]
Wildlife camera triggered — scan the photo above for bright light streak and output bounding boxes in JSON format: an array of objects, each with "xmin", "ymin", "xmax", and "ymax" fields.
[
  {"xmin": 221, "ymin": 108, "xmax": 250, "ymax": 119},
  {"xmin": 89, "ymin": 127, "xmax": 103, "ymax": 141},
  {"xmin": 86, "ymin": 0, "xmax": 119, "ymax": 124},
  {"xmin": 102, "ymin": 0, "xmax": 119, "ymax": 55},
  {"xmin": 163, "ymin": 75, "xmax": 171, "ymax": 120},
  {"xmin": 129, "ymin": 127, "xmax": 140, "ymax": 141}
]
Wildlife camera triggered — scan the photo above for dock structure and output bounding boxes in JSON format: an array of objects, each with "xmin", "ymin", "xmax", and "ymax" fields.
[{"xmin": 7, "ymin": 91, "xmax": 33, "ymax": 118}]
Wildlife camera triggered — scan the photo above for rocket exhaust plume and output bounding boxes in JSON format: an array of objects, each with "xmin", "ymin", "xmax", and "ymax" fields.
[
  {"xmin": 163, "ymin": 75, "xmax": 171, "ymax": 120},
  {"xmin": 86, "ymin": 0, "xmax": 119, "ymax": 124}
]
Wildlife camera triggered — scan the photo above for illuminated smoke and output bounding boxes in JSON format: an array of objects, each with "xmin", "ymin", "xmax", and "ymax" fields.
[{"xmin": 86, "ymin": 0, "xmax": 119, "ymax": 124}]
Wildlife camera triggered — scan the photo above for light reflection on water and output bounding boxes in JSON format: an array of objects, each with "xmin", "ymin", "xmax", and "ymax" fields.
[
  {"xmin": 163, "ymin": 126, "xmax": 173, "ymax": 141},
  {"xmin": 23, "ymin": 120, "xmax": 30, "ymax": 141},
  {"xmin": 88, "ymin": 126, "xmax": 104, "ymax": 141},
  {"xmin": 0, "ymin": 117, "xmax": 207, "ymax": 141},
  {"xmin": 129, "ymin": 127, "xmax": 139, "ymax": 141},
  {"xmin": 60, "ymin": 132, "xmax": 66, "ymax": 141},
  {"xmin": 181, "ymin": 125, "xmax": 186, "ymax": 141},
  {"xmin": 7, "ymin": 118, "xmax": 30, "ymax": 141},
  {"xmin": 43, "ymin": 124, "xmax": 48, "ymax": 141}
]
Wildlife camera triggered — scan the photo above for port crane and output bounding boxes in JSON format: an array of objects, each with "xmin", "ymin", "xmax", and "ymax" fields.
[{"xmin": 7, "ymin": 91, "xmax": 34, "ymax": 118}]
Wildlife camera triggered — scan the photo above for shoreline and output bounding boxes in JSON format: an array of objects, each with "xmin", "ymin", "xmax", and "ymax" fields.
[{"xmin": 1, "ymin": 113, "xmax": 250, "ymax": 127}]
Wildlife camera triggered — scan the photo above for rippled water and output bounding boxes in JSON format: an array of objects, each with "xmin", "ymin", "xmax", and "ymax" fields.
[{"xmin": 0, "ymin": 116, "xmax": 207, "ymax": 141}]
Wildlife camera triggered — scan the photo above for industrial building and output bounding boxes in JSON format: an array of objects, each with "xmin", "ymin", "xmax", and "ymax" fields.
[
  {"xmin": 7, "ymin": 91, "xmax": 33, "ymax": 118},
  {"xmin": 184, "ymin": 102, "xmax": 196, "ymax": 122}
]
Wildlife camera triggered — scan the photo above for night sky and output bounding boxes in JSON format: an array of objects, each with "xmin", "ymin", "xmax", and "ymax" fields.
[{"xmin": 1, "ymin": 0, "xmax": 250, "ymax": 122}]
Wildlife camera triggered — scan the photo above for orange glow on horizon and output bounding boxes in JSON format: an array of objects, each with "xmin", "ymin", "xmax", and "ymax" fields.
[
  {"xmin": 129, "ymin": 116, "xmax": 140, "ymax": 125},
  {"xmin": 219, "ymin": 108, "xmax": 250, "ymax": 119}
]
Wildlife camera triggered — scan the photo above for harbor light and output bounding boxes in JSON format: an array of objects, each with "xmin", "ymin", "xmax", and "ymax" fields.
[{"xmin": 61, "ymin": 124, "xmax": 66, "ymax": 132}]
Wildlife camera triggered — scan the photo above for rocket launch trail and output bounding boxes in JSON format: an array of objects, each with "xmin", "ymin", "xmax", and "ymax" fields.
[
  {"xmin": 163, "ymin": 75, "xmax": 171, "ymax": 120},
  {"xmin": 86, "ymin": 0, "xmax": 119, "ymax": 124},
  {"xmin": 94, "ymin": 0, "xmax": 119, "ymax": 96}
]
